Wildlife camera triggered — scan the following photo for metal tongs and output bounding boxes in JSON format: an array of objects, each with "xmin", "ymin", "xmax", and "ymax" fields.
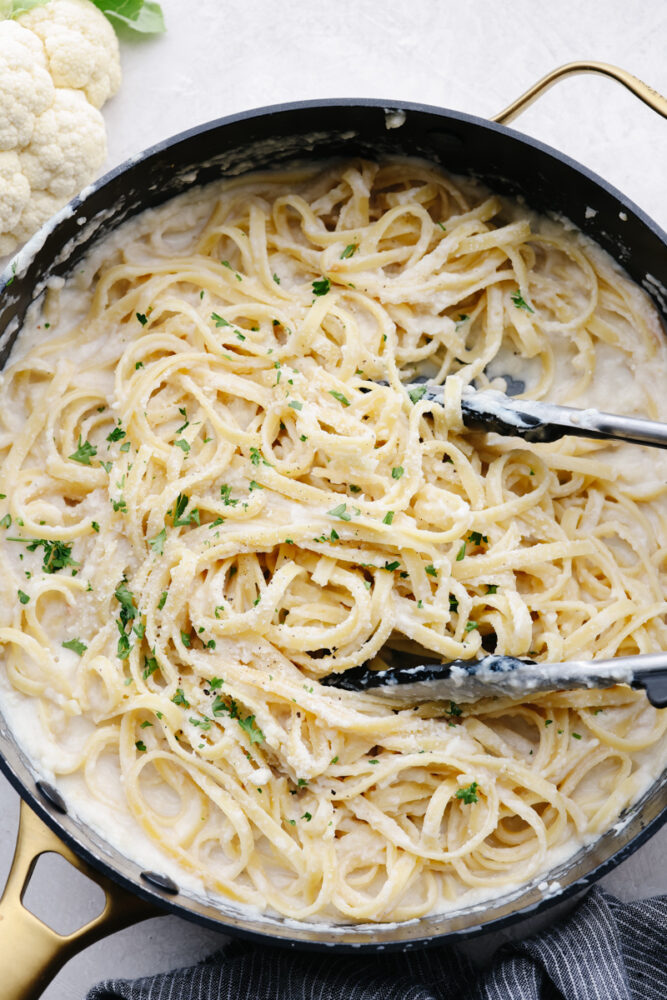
[
  {"xmin": 421, "ymin": 384, "xmax": 667, "ymax": 449},
  {"xmin": 321, "ymin": 652, "xmax": 667, "ymax": 708},
  {"xmin": 321, "ymin": 385, "xmax": 667, "ymax": 708}
]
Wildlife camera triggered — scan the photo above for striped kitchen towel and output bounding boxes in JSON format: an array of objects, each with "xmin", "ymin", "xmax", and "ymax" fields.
[{"xmin": 87, "ymin": 887, "xmax": 667, "ymax": 1000}]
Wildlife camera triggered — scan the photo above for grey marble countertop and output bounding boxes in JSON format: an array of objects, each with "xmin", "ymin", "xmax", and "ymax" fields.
[{"xmin": 1, "ymin": 0, "xmax": 666, "ymax": 996}]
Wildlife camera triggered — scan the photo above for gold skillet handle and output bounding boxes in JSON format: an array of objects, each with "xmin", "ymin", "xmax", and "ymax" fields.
[
  {"xmin": 492, "ymin": 60, "xmax": 667, "ymax": 124},
  {"xmin": 0, "ymin": 800, "xmax": 158, "ymax": 1000}
]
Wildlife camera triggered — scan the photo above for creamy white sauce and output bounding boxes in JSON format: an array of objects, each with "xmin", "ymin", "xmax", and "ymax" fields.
[{"xmin": 2, "ymin": 168, "xmax": 667, "ymax": 927}]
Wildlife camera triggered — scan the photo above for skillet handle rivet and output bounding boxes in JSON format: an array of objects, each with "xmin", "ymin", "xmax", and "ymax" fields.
[
  {"xmin": 141, "ymin": 870, "xmax": 180, "ymax": 894},
  {"xmin": 35, "ymin": 780, "xmax": 67, "ymax": 814}
]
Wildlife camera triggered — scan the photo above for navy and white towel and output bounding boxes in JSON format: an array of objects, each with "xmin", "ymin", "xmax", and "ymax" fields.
[{"xmin": 87, "ymin": 887, "xmax": 667, "ymax": 1000}]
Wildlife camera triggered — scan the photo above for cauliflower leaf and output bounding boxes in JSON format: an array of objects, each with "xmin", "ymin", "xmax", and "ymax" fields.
[
  {"xmin": 3, "ymin": 0, "xmax": 165, "ymax": 35},
  {"xmin": 91, "ymin": 0, "xmax": 164, "ymax": 35}
]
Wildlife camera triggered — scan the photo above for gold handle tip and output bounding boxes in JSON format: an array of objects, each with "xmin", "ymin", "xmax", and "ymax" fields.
[{"xmin": 493, "ymin": 61, "xmax": 667, "ymax": 125}]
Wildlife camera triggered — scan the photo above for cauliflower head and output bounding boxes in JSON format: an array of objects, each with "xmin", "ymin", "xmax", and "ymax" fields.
[
  {"xmin": 18, "ymin": 0, "xmax": 121, "ymax": 109},
  {"xmin": 0, "ymin": 2, "xmax": 121, "ymax": 257},
  {"xmin": 0, "ymin": 21, "xmax": 54, "ymax": 152}
]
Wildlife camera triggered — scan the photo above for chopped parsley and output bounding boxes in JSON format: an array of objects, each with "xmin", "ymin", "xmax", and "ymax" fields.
[
  {"xmin": 328, "ymin": 502, "xmax": 352, "ymax": 521},
  {"xmin": 456, "ymin": 541, "xmax": 466, "ymax": 561},
  {"xmin": 249, "ymin": 447, "xmax": 271, "ymax": 466},
  {"xmin": 172, "ymin": 492, "xmax": 189, "ymax": 523},
  {"xmin": 314, "ymin": 528, "xmax": 340, "ymax": 543},
  {"xmin": 116, "ymin": 624, "xmax": 131, "ymax": 660},
  {"xmin": 572, "ymin": 732, "xmax": 582, "ymax": 739},
  {"xmin": 312, "ymin": 277, "xmax": 330, "ymax": 296},
  {"xmin": 329, "ymin": 390, "xmax": 350, "ymax": 406},
  {"xmin": 0, "ymin": 514, "xmax": 11, "ymax": 529},
  {"xmin": 157, "ymin": 590, "xmax": 168, "ymax": 610},
  {"xmin": 212, "ymin": 695, "xmax": 264, "ymax": 743},
  {"xmin": 135, "ymin": 740, "xmax": 147, "ymax": 752},
  {"xmin": 209, "ymin": 677, "xmax": 224, "ymax": 689},
  {"xmin": 383, "ymin": 560, "xmax": 400, "ymax": 572},
  {"xmin": 383, "ymin": 511, "xmax": 394, "ymax": 525},
  {"xmin": 510, "ymin": 289, "xmax": 535, "ymax": 313},
  {"xmin": 172, "ymin": 688, "xmax": 190, "ymax": 708},
  {"xmin": 175, "ymin": 407, "xmax": 189, "ymax": 434},
  {"xmin": 173, "ymin": 439, "xmax": 190, "ymax": 453},
  {"xmin": 248, "ymin": 480, "xmax": 263, "ymax": 491},
  {"xmin": 238, "ymin": 714, "xmax": 265, "ymax": 744},
  {"xmin": 212, "ymin": 694, "xmax": 228, "ymax": 716},
  {"xmin": 391, "ymin": 466, "xmax": 404, "ymax": 480},
  {"xmin": 180, "ymin": 630, "xmax": 192, "ymax": 648},
  {"xmin": 69, "ymin": 436, "xmax": 97, "ymax": 465},
  {"xmin": 340, "ymin": 244, "xmax": 357, "ymax": 259},
  {"xmin": 62, "ymin": 638, "xmax": 87, "ymax": 656},
  {"xmin": 171, "ymin": 493, "xmax": 198, "ymax": 527},
  {"xmin": 455, "ymin": 781, "xmax": 478, "ymax": 804},
  {"xmin": 24, "ymin": 539, "xmax": 78, "ymax": 574},
  {"xmin": 143, "ymin": 656, "xmax": 159, "ymax": 679},
  {"xmin": 272, "ymin": 272, "xmax": 281, "ymax": 285},
  {"xmin": 91, "ymin": 521, "xmax": 100, "ymax": 533},
  {"xmin": 464, "ymin": 620, "xmax": 478, "ymax": 632},
  {"xmin": 148, "ymin": 527, "xmax": 166, "ymax": 555},
  {"xmin": 136, "ymin": 313, "xmax": 148, "ymax": 326},
  {"xmin": 211, "ymin": 312, "xmax": 230, "ymax": 327},
  {"xmin": 220, "ymin": 484, "xmax": 238, "ymax": 506},
  {"xmin": 408, "ymin": 385, "xmax": 427, "ymax": 404},
  {"xmin": 18, "ymin": 589, "xmax": 30, "ymax": 604},
  {"xmin": 189, "ymin": 716, "xmax": 211, "ymax": 730},
  {"xmin": 486, "ymin": 584, "xmax": 498, "ymax": 595},
  {"xmin": 114, "ymin": 581, "xmax": 138, "ymax": 638},
  {"xmin": 288, "ymin": 400, "xmax": 303, "ymax": 411},
  {"xmin": 425, "ymin": 564, "xmax": 437, "ymax": 577},
  {"xmin": 468, "ymin": 531, "xmax": 488, "ymax": 546},
  {"xmin": 106, "ymin": 425, "xmax": 125, "ymax": 443}
]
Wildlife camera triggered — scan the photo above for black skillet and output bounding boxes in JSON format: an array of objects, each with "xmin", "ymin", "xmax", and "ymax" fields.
[{"xmin": 0, "ymin": 61, "xmax": 666, "ymax": 1000}]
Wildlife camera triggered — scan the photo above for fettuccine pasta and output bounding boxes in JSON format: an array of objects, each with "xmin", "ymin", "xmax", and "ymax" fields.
[{"xmin": 1, "ymin": 159, "xmax": 666, "ymax": 922}]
